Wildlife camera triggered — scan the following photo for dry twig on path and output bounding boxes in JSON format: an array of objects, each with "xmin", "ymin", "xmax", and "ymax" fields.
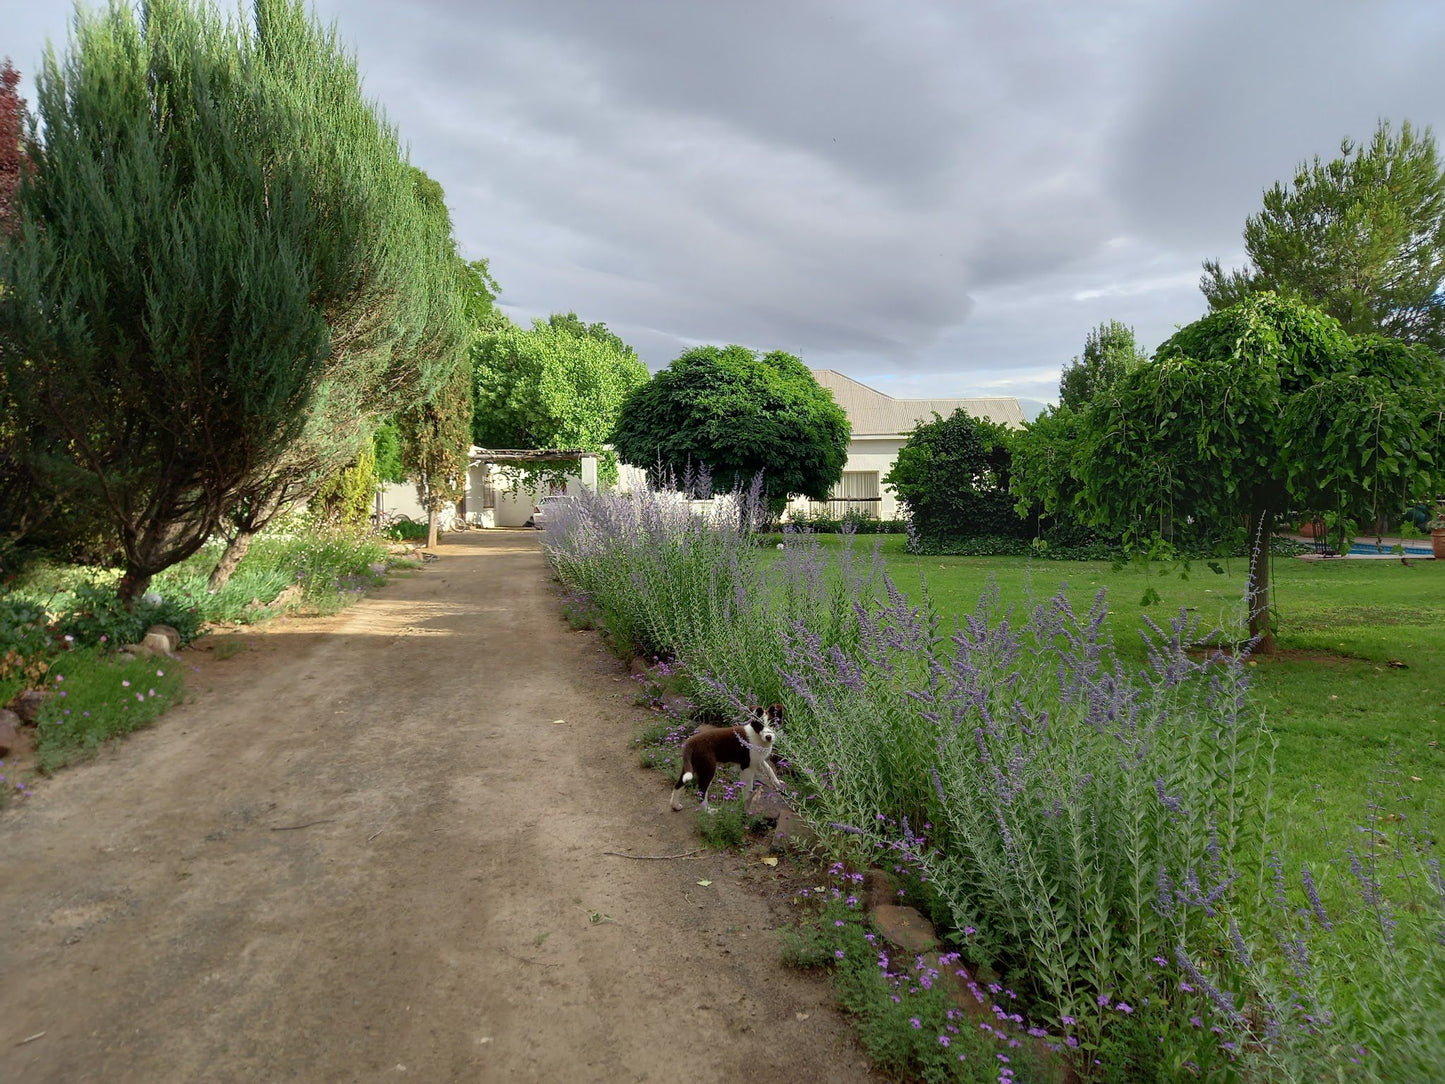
[{"xmin": 602, "ymin": 849, "xmax": 704, "ymax": 860}]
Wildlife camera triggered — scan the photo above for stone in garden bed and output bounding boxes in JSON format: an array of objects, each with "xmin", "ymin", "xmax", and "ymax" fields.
[
  {"xmin": 0, "ymin": 708, "xmax": 20, "ymax": 755},
  {"xmin": 746, "ymin": 786, "xmax": 788, "ymax": 821},
  {"xmin": 6, "ymin": 689, "xmax": 50, "ymax": 726},
  {"xmin": 770, "ymin": 807, "xmax": 819, "ymax": 853},
  {"xmin": 871, "ymin": 904, "xmax": 939, "ymax": 953}
]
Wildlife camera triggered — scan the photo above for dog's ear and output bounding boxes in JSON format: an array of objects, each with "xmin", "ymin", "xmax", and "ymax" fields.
[{"xmin": 768, "ymin": 703, "xmax": 785, "ymax": 725}]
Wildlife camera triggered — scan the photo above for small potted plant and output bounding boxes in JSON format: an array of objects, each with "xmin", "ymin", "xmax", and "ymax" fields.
[{"xmin": 1431, "ymin": 508, "xmax": 1445, "ymax": 560}]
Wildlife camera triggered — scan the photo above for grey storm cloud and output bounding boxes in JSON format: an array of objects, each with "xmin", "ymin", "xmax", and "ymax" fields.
[{"xmin": 4, "ymin": 0, "xmax": 1445, "ymax": 401}]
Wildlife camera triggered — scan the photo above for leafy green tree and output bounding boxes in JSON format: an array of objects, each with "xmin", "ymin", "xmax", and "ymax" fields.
[
  {"xmin": 1058, "ymin": 320, "xmax": 1145, "ymax": 410},
  {"xmin": 1202, "ymin": 120, "xmax": 1445, "ymax": 353},
  {"xmin": 1069, "ymin": 293, "xmax": 1445, "ymax": 651},
  {"xmin": 545, "ymin": 311, "xmax": 637, "ymax": 359},
  {"xmin": 610, "ymin": 345, "xmax": 849, "ymax": 514},
  {"xmin": 472, "ymin": 315, "xmax": 648, "ymax": 486},
  {"xmin": 462, "ymin": 258, "xmax": 506, "ymax": 333},
  {"xmin": 884, "ymin": 409, "xmax": 1023, "ymax": 539},
  {"xmin": 1008, "ymin": 404, "xmax": 1085, "ymax": 524}
]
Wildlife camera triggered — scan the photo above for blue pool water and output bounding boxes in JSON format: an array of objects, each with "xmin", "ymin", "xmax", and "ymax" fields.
[{"xmin": 1346, "ymin": 541, "xmax": 1433, "ymax": 556}]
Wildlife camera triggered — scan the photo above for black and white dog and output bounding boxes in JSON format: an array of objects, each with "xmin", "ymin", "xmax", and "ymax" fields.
[{"xmin": 670, "ymin": 704, "xmax": 783, "ymax": 813}]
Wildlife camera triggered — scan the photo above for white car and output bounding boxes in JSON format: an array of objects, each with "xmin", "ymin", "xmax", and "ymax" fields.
[{"xmin": 529, "ymin": 494, "xmax": 573, "ymax": 530}]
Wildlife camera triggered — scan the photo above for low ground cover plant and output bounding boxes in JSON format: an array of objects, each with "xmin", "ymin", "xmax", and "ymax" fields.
[
  {"xmin": 544, "ymin": 482, "xmax": 1445, "ymax": 1082},
  {"xmin": 1, "ymin": 520, "xmax": 404, "ymax": 776},
  {"xmin": 782, "ymin": 863, "xmax": 1060, "ymax": 1084},
  {"xmin": 32, "ymin": 648, "xmax": 186, "ymax": 772}
]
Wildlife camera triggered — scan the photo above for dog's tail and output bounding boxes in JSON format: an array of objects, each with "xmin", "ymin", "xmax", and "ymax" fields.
[{"xmin": 670, "ymin": 750, "xmax": 694, "ymax": 811}]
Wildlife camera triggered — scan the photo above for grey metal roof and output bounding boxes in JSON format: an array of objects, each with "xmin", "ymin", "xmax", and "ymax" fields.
[{"xmin": 812, "ymin": 370, "xmax": 1026, "ymax": 435}]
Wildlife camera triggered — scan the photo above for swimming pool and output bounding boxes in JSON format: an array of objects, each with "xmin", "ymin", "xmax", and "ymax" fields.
[{"xmin": 1346, "ymin": 541, "xmax": 1434, "ymax": 556}]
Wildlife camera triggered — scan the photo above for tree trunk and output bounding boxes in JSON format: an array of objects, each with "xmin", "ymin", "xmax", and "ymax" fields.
[
  {"xmin": 1246, "ymin": 507, "xmax": 1275, "ymax": 655},
  {"xmin": 426, "ymin": 507, "xmax": 438, "ymax": 550},
  {"xmin": 208, "ymin": 530, "xmax": 254, "ymax": 591},
  {"xmin": 116, "ymin": 567, "xmax": 152, "ymax": 610}
]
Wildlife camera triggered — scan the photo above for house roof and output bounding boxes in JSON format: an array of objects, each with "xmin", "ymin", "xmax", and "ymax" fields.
[{"xmin": 811, "ymin": 370, "xmax": 1026, "ymax": 435}]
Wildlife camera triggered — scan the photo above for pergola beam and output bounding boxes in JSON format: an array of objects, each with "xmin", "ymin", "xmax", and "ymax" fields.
[{"xmin": 468, "ymin": 447, "xmax": 598, "ymax": 464}]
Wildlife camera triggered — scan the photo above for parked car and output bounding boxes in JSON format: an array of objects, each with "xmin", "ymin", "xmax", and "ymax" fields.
[{"xmin": 528, "ymin": 494, "xmax": 573, "ymax": 530}]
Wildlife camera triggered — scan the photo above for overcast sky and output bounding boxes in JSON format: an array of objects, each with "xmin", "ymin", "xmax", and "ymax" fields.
[{"xmin": 6, "ymin": 1, "xmax": 1445, "ymax": 412}]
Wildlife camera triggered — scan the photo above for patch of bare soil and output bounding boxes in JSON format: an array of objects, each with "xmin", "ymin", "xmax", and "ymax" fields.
[
  {"xmin": 0, "ymin": 531, "xmax": 873, "ymax": 1084},
  {"xmin": 1184, "ymin": 645, "xmax": 1361, "ymax": 666}
]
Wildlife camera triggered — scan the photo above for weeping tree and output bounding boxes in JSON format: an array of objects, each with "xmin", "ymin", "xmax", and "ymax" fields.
[
  {"xmin": 1069, "ymin": 293, "xmax": 1445, "ymax": 652},
  {"xmin": 0, "ymin": 0, "xmax": 458, "ymax": 603}
]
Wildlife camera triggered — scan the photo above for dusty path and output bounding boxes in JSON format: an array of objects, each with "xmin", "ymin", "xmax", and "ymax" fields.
[{"xmin": 0, "ymin": 531, "xmax": 872, "ymax": 1083}]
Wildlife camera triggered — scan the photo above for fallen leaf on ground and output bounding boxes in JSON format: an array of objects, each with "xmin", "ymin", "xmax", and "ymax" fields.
[
  {"xmin": 761, "ymin": 857, "xmax": 778, "ymax": 867},
  {"xmin": 696, "ymin": 880, "xmax": 713, "ymax": 887}
]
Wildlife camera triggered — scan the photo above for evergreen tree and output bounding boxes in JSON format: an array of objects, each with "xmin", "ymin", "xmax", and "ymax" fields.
[
  {"xmin": 207, "ymin": 165, "xmax": 469, "ymax": 588},
  {"xmin": 1202, "ymin": 120, "xmax": 1445, "ymax": 353},
  {"xmin": 399, "ymin": 359, "xmax": 474, "ymax": 550},
  {"xmin": 0, "ymin": 1, "xmax": 461, "ymax": 601}
]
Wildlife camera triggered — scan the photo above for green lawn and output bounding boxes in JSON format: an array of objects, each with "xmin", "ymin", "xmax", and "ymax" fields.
[{"xmin": 787, "ymin": 535, "xmax": 1445, "ymax": 876}]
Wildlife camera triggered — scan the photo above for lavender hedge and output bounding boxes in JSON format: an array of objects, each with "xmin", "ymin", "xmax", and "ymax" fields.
[{"xmin": 544, "ymin": 482, "xmax": 1444, "ymax": 1083}]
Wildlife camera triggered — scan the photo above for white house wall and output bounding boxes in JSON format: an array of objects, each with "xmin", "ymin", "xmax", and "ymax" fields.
[
  {"xmin": 479, "ymin": 457, "xmax": 600, "ymax": 527},
  {"xmin": 784, "ymin": 435, "xmax": 907, "ymax": 522},
  {"xmin": 376, "ymin": 481, "xmax": 458, "ymax": 530}
]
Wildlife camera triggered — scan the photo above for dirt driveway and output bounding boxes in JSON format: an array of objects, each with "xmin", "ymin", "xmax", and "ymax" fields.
[{"xmin": 0, "ymin": 531, "xmax": 872, "ymax": 1083}]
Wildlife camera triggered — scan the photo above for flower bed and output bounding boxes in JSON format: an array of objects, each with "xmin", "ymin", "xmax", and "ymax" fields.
[{"xmin": 544, "ymin": 483, "xmax": 1445, "ymax": 1083}]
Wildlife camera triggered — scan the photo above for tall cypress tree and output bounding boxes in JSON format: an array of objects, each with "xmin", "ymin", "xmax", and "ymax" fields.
[{"xmin": 0, "ymin": 0, "xmax": 460, "ymax": 601}]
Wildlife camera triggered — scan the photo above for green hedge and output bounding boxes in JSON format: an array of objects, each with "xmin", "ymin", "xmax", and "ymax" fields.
[{"xmin": 907, "ymin": 532, "xmax": 1312, "ymax": 560}]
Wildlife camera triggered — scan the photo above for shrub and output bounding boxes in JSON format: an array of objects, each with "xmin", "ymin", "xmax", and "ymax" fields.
[
  {"xmin": 383, "ymin": 516, "xmax": 429, "ymax": 542},
  {"xmin": 785, "ymin": 865, "xmax": 1055, "ymax": 1083},
  {"xmin": 887, "ymin": 409, "xmax": 1032, "ymax": 540},
  {"xmin": 55, "ymin": 582, "xmax": 202, "ymax": 649},
  {"xmin": 0, "ymin": 596, "xmax": 54, "ymax": 684},
  {"xmin": 785, "ymin": 508, "xmax": 908, "ymax": 534},
  {"xmin": 308, "ymin": 446, "xmax": 377, "ymax": 528}
]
